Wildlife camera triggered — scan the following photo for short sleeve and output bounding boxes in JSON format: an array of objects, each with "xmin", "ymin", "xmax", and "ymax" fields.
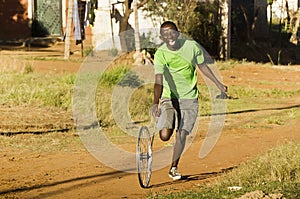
[
  {"xmin": 193, "ymin": 42, "xmax": 205, "ymax": 65},
  {"xmin": 154, "ymin": 49, "xmax": 165, "ymax": 74}
]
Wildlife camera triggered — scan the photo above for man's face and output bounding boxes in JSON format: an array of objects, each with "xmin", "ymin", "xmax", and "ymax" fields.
[{"xmin": 160, "ymin": 26, "xmax": 179, "ymax": 50}]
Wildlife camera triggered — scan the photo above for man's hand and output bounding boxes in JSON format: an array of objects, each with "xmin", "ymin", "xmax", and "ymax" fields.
[
  {"xmin": 216, "ymin": 85, "xmax": 228, "ymax": 99},
  {"xmin": 151, "ymin": 104, "xmax": 161, "ymax": 118},
  {"xmin": 216, "ymin": 91, "xmax": 228, "ymax": 99}
]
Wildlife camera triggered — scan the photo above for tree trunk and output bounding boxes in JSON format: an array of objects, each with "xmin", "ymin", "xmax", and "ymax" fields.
[
  {"xmin": 111, "ymin": 0, "xmax": 147, "ymax": 52},
  {"xmin": 133, "ymin": 0, "xmax": 140, "ymax": 52},
  {"xmin": 253, "ymin": 0, "xmax": 269, "ymax": 40},
  {"xmin": 290, "ymin": 9, "xmax": 300, "ymax": 45},
  {"xmin": 220, "ymin": 0, "xmax": 231, "ymax": 60},
  {"xmin": 269, "ymin": 4, "xmax": 272, "ymax": 33},
  {"xmin": 119, "ymin": 22, "xmax": 129, "ymax": 52}
]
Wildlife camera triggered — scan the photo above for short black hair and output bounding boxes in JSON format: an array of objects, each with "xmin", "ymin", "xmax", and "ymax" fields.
[{"xmin": 160, "ymin": 21, "xmax": 178, "ymax": 33}]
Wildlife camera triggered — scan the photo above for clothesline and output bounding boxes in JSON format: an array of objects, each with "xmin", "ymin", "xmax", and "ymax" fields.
[{"xmin": 64, "ymin": 0, "xmax": 97, "ymax": 59}]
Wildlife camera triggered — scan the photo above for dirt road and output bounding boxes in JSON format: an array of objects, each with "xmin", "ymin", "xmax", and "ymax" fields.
[{"xmin": 0, "ymin": 45, "xmax": 300, "ymax": 198}]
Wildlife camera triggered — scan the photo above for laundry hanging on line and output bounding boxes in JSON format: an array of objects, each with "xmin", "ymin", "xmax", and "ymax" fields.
[
  {"xmin": 63, "ymin": 0, "xmax": 98, "ymax": 45},
  {"xmin": 74, "ymin": 0, "xmax": 86, "ymax": 45}
]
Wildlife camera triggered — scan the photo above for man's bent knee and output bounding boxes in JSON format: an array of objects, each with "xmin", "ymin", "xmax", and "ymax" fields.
[{"xmin": 159, "ymin": 129, "xmax": 173, "ymax": 141}]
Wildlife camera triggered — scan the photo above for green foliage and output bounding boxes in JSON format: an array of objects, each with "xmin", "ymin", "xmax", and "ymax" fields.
[
  {"xmin": 143, "ymin": 0, "xmax": 222, "ymax": 56},
  {"xmin": 190, "ymin": 1, "xmax": 222, "ymax": 56},
  {"xmin": 267, "ymin": 0, "xmax": 274, "ymax": 5},
  {"xmin": 89, "ymin": 0, "xmax": 98, "ymax": 26},
  {"xmin": 139, "ymin": 31, "xmax": 160, "ymax": 56}
]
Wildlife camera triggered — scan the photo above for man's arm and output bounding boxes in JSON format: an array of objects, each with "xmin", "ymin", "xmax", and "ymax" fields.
[
  {"xmin": 197, "ymin": 63, "xmax": 227, "ymax": 93},
  {"xmin": 153, "ymin": 74, "xmax": 163, "ymax": 117}
]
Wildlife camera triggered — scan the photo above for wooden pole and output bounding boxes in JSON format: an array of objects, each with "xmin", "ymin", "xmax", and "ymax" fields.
[
  {"xmin": 109, "ymin": 0, "xmax": 116, "ymax": 48},
  {"xmin": 133, "ymin": 0, "xmax": 140, "ymax": 52},
  {"xmin": 64, "ymin": 0, "xmax": 74, "ymax": 60},
  {"xmin": 81, "ymin": 42, "xmax": 84, "ymax": 57}
]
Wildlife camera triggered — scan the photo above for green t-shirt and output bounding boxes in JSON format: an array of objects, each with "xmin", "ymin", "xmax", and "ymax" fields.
[{"xmin": 154, "ymin": 39, "xmax": 205, "ymax": 99}]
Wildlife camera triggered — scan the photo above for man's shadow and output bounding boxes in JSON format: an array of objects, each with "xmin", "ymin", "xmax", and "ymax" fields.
[{"xmin": 148, "ymin": 166, "xmax": 235, "ymax": 188}]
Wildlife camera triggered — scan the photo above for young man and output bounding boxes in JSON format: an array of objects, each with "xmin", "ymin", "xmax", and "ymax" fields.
[{"xmin": 152, "ymin": 21, "xmax": 227, "ymax": 180}]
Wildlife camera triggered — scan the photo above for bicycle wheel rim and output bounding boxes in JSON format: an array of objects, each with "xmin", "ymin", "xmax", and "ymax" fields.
[{"xmin": 136, "ymin": 126, "xmax": 152, "ymax": 188}]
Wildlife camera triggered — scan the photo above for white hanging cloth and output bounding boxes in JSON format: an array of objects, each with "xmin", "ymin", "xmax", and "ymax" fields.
[{"xmin": 73, "ymin": 0, "xmax": 81, "ymax": 41}]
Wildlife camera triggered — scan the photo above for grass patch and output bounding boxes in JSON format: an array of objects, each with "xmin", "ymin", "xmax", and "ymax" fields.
[
  {"xmin": 1, "ymin": 62, "xmax": 299, "ymax": 138},
  {"xmin": 1, "ymin": 63, "xmax": 298, "ymax": 127},
  {"xmin": 22, "ymin": 55, "xmax": 85, "ymax": 62},
  {"xmin": 149, "ymin": 141, "xmax": 300, "ymax": 199},
  {"xmin": 93, "ymin": 63, "xmax": 300, "ymax": 130},
  {"xmin": 225, "ymin": 85, "xmax": 300, "ymax": 114},
  {"xmin": 238, "ymin": 108, "xmax": 300, "ymax": 129},
  {"xmin": 129, "ymin": 84, "xmax": 153, "ymax": 123},
  {"xmin": 95, "ymin": 65, "xmax": 147, "ymax": 127},
  {"xmin": 98, "ymin": 66, "xmax": 130, "ymax": 87},
  {"xmin": 216, "ymin": 60, "xmax": 239, "ymax": 70},
  {"xmin": 0, "ymin": 73, "xmax": 75, "ymax": 110},
  {"xmin": 0, "ymin": 132, "xmax": 82, "ymax": 153},
  {"xmin": 229, "ymin": 86, "xmax": 300, "ymax": 99}
]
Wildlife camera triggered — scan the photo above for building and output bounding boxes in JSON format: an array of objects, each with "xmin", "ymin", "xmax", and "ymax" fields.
[
  {"xmin": 0, "ymin": 0, "xmax": 66, "ymax": 42},
  {"xmin": 0, "ymin": 0, "xmax": 159, "ymax": 50}
]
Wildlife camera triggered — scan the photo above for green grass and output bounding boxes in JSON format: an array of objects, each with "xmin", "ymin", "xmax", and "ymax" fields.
[
  {"xmin": 0, "ymin": 73, "xmax": 75, "ymax": 110},
  {"xmin": 228, "ymin": 86, "xmax": 300, "ymax": 99},
  {"xmin": 149, "ymin": 141, "xmax": 300, "ymax": 199},
  {"xmin": 0, "ymin": 132, "xmax": 82, "ymax": 153},
  {"xmin": 96, "ymin": 66, "xmax": 133, "ymax": 127},
  {"xmin": 129, "ymin": 84, "xmax": 154, "ymax": 123},
  {"xmin": 216, "ymin": 60, "xmax": 239, "ymax": 70},
  {"xmin": 1, "ymin": 62, "xmax": 299, "ymax": 129},
  {"xmin": 224, "ymin": 86, "xmax": 300, "ymax": 114},
  {"xmin": 1, "ymin": 63, "xmax": 299, "ymax": 132},
  {"xmin": 239, "ymin": 108, "xmax": 300, "ymax": 129},
  {"xmin": 98, "ymin": 66, "xmax": 131, "ymax": 87}
]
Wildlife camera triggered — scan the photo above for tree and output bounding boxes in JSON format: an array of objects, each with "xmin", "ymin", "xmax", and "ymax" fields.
[
  {"xmin": 267, "ymin": 0, "xmax": 274, "ymax": 33},
  {"xmin": 144, "ymin": 0, "xmax": 223, "ymax": 57},
  {"xmin": 111, "ymin": 0, "xmax": 147, "ymax": 52},
  {"xmin": 290, "ymin": 8, "xmax": 300, "ymax": 45},
  {"xmin": 231, "ymin": 0, "xmax": 269, "ymax": 43},
  {"xmin": 143, "ymin": 0, "xmax": 198, "ymax": 36},
  {"xmin": 253, "ymin": 0, "xmax": 269, "ymax": 40}
]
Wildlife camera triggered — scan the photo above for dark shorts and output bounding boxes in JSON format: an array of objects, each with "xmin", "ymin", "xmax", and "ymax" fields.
[{"xmin": 157, "ymin": 98, "xmax": 199, "ymax": 133}]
